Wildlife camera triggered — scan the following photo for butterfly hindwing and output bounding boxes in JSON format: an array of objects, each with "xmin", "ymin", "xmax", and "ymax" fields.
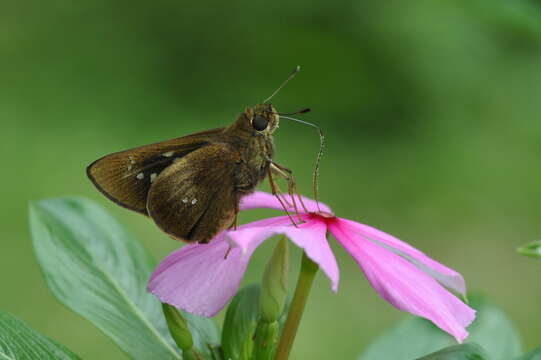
[
  {"xmin": 147, "ymin": 143, "xmax": 242, "ymax": 243},
  {"xmin": 86, "ymin": 128, "xmax": 224, "ymax": 214}
]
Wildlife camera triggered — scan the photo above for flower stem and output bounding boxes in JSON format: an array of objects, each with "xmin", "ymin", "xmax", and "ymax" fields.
[{"xmin": 274, "ymin": 252, "xmax": 318, "ymax": 360}]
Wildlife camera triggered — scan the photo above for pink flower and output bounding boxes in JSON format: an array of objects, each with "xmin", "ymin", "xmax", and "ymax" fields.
[{"xmin": 148, "ymin": 192, "xmax": 475, "ymax": 342}]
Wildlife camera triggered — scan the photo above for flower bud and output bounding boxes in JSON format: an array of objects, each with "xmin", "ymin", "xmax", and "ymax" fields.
[
  {"xmin": 253, "ymin": 321, "xmax": 279, "ymax": 360},
  {"xmin": 161, "ymin": 303, "xmax": 196, "ymax": 358},
  {"xmin": 260, "ymin": 236, "xmax": 289, "ymax": 323}
]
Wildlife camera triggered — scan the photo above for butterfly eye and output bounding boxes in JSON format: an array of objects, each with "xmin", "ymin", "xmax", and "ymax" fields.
[{"xmin": 252, "ymin": 115, "xmax": 269, "ymax": 131}]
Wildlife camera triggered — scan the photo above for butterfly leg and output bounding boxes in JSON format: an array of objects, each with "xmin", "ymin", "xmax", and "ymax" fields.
[
  {"xmin": 269, "ymin": 163, "xmax": 302, "ymax": 219},
  {"xmin": 224, "ymin": 246, "xmax": 233, "ymax": 260},
  {"xmin": 228, "ymin": 199, "xmax": 239, "ymax": 231},
  {"xmin": 267, "ymin": 166, "xmax": 299, "ymax": 227},
  {"xmin": 223, "ymin": 201, "xmax": 240, "ymax": 259},
  {"xmin": 270, "ymin": 162, "xmax": 309, "ymax": 215},
  {"xmin": 233, "ymin": 201, "xmax": 239, "ymax": 230}
]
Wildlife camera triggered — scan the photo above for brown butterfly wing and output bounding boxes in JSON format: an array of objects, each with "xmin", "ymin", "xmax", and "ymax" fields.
[
  {"xmin": 147, "ymin": 143, "xmax": 242, "ymax": 243},
  {"xmin": 86, "ymin": 128, "xmax": 224, "ymax": 214}
]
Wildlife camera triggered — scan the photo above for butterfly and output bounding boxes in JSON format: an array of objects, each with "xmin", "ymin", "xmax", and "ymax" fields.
[{"xmin": 87, "ymin": 67, "xmax": 316, "ymax": 244}]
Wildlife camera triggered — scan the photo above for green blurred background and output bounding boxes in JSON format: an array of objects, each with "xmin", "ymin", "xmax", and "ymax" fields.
[{"xmin": 2, "ymin": 0, "xmax": 541, "ymax": 358}]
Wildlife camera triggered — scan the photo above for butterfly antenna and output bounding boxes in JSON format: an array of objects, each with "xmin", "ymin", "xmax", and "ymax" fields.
[
  {"xmin": 263, "ymin": 65, "xmax": 301, "ymax": 104},
  {"xmin": 278, "ymin": 108, "xmax": 311, "ymax": 116},
  {"xmin": 280, "ymin": 115, "xmax": 325, "ymax": 212}
]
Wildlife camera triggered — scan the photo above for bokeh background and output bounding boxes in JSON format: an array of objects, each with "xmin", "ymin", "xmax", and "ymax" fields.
[{"xmin": 2, "ymin": 0, "xmax": 541, "ymax": 358}]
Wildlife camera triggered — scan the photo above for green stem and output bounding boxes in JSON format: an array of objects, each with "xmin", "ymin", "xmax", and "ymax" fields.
[{"xmin": 274, "ymin": 252, "xmax": 318, "ymax": 360}]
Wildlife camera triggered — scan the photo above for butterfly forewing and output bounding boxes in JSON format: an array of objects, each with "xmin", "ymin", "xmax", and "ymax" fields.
[
  {"xmin": 86, "ymin": 128, "xmax": 224, "ymax": 214},
  {"xmin": 147, "ymin": 143, "xmax": 241, "ymax": 243}
]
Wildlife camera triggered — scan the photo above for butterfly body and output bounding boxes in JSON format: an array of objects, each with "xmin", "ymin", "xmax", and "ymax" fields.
[{"xmin": 87, "ymin": 103, "xmax": 280, "ymax": 243}]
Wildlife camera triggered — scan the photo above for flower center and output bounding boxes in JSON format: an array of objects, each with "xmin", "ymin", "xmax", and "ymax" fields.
[{"xmin": 307, "ymin": 211, "xmax": 337, "ymax": 225}]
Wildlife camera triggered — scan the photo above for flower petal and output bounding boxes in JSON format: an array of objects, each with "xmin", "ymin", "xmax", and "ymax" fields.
[
  {"xmin": 240, "ymin": 191, "xmax": 332, "ymax": 214},
  {"xmin": 340, "ymin": 218, "xmax": 466, "ymax": 295},
  {"xmin": 229, "ymin": 215, "xmax": 294, "ymax": 253},
  {"xmin": 330, "ymin": 220, "xmax": 475, "ymax": 343},
  {"xmin": 228, "ymin": 218, "xmax": 339, "ymax": 291},
  {"xmin": 148, "ymin": 233, "xmax": 263, "ymax": 317}
]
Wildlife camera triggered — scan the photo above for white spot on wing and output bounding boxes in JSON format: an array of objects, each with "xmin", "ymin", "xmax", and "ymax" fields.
[
  {"xmin": 162, "ymin": 151, "xmax": 174, "ymax": 157},
  {"xmin": 191, "ymin": 199, "xmax": 197, "ymax": 205},
  {"xmin": 150, "ymin": 173, "xmax": 157, "ymax": 183},
  {"xmin": 182, "ymin": 198, "xmax": 188, "ymax": 204},
  {"xmin": 136, "ymin": 173, "xmax": 144, "ymax": 180}
]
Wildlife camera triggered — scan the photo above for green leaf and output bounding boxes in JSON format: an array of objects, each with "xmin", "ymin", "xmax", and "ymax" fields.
[
  {"xmin": 517, "ymin": 240, "xmax": 541, "ymax": 259},
  {"xmin": 29, "ymin": 197, "xmax": 218, "ymax": 360},
  {"xmin": 358, "ymin": 313, "xmax": 457, "ymax": 360},
  {"xmin": 466, "ymin": 297, "xmax": 522, "ymax": 359},
  {"xmin": 0, "ymin": 309, "xmax": 81, "ymax": 360},
  {"xmin": 359, "ymin": 296, "xmax": 521, "ymax": 360},
  {"xmin": 515, "ymin": 347, "xmax": 541, "ymax": 360},
  {"xmin": 416, "ymin": 343, "xmax": 489, "ymax": 360},
  {"xmin": 221, "ymin": 284, "xmax": 261, "ymax": 360},
  {"xmin": 208, "ymin": 345, "xmax": 225, "ymax": 360}
]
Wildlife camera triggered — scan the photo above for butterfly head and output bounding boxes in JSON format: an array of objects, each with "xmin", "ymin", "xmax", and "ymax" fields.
[{"xmin": 243, "ymin": 103, "xmax": 280, "ymax": 135}]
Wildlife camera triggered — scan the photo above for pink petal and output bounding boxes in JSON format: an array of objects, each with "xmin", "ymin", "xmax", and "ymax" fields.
[
  {"xmin": 229, "ymin": 216, "xmax": 295, "ymax": 252},
  {"xmin": 340, "ymin": 218, "xmax": 466, "ymax": 296},
  {"xmin": 330, "ymin": 220, "xmax": 475, "ymax": 343},
  {"xmin": 228, "ymin": 217, "xmax": 339, "ymax": 291},
  {"xmin": 148, "ymin": 233, "xmax": 262, "ymax": 317},
  {"xmin": 240, "ymin": 191, "xmax": 332, "ymax": 214}
]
